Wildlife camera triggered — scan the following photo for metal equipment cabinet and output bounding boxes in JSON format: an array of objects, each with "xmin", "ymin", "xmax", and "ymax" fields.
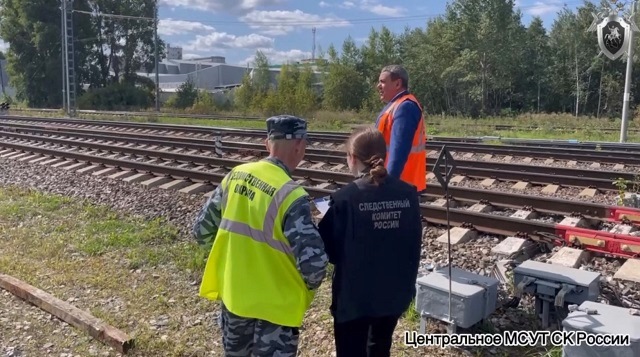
[{"xmin": 562, "ymin": 301, "xmax": 640, "ymax": 357}]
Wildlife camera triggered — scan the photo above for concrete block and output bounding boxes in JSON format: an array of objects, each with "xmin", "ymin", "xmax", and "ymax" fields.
[
  {"xmin": 463, "ymin": 153, "xmax": 474, "ymax": 159},
  {"xmin": 480, "ymin": 178, "xmax": 496, "ymax": 187},
  {"xmin": 579, "ymin": 188, "xmax": 598, "ymax": 197},
  {"xmin": 179, "ymin": 182, "xmax": 214, "ymax": 194},
  {"xmin": 468, "ymin": 203, "xmax": 493, "ymax": 213},
  {"xmin": 547, "ymin": 247, "xmax": 591, "ymax": 268},
  {"xmin": 559, "ymin": 216, "xmax": 590, "ymax": 228},
  {"xmin": 522, "ymin": 157, "xmax": 533, "ymax": 163},
  {"xmin": 51, "ymin": 160, "xmax": 74, "ymax": 168},
  {"xmin": 609, "ymin": 224, "xmax": 639, "ymax": 235},
  {"xmin": 40, "ymin": 158, "xmax": 64, "ymax": 166},
  {"xmin": 141, "ymin": 176, "xmax": 173, "ymax": 188},
  {"xmin": 590, "ymin": 162, "xmax": 601, "ymax": 169},
  {"xmin": 450, "ymin": 175, "xmax": 466, "ymax": 184},
  {"xmin": 622, "ymin": 193, "xmax": 640, "ymax": 208},
  {"xmin": 511, "ymin": 209, "xmax": 538, "ymax": 220},
  {"xmin": 613, "ymin": 259, "xmax": 640, "ymax": 283},
  {"xmin": 541, "ymin": 184, "xmax": 560, "ymax": 194},
  {"xmin": 6, "ymin": 152, "xmax": 29, "ymax": 160},
  {"xmin": 315, "ymin": 182, "xmax": 337, "ymax": 190},
  {"xmin": 159, "ymin": 179, "xmax": 192, "ymax": 191},
  {"xmin": 76, "ymin": 165, "xmax": 102, "ymax": 174},
  {"xmin": 544, "ymin": 159, "xmax": 554, "ymax": 165},
  {"xmin": 108, "ymin": 170, "xmax": 135, "ymax": 180},
  {"xmin": 1, "ymin": 150, "xmax": 18, "ymax": 158},
  {"xmin": 431, "ymin": 198, "xmax": 457, "ymax": 208},
  {"xmin": 437, "ymin": 227, "xmax": 477, "ymax": 245},
  {"xmin": 330, "ymin": 164, "xmax": 346, "ymax": 171},
  {"xmin": 482, "ymin": 154, "xmax": 493, "ymax": 160},
  {"xmin": 614, "ymin": 164, "xmax": 626, "ymax": 170},
  {"xmin": 122, "ymin": 173, "xmax": 153, "ymax": 183},
  {"xmin": 18, "ymin": 154, "xmax": 40, "ymax": 162},
  {"xmin": 92, "ymin": 167, "xmax": 118, "ymax": 176},
  {"xmin": 503, "ymin": 156, "xmax": 513, "ymax": 162},
  {"xmin": 177, "ymin": 163, "xmax": 192, "ymax": 169},
  {"xmin": 426, "ymin": 172, "xmax": 436, "ymax": 180},
  {"xmin": 491, "ymin": 237, "xmax": 536, "ymax": 260},
  {"xmin": 29, "ymin": 156, "xmax": 50, "ymax": 164},
  {"xmin": 63, "ymin": 162, "xmax": 89, "ymax": 171},
  {"xmin": 512, "ymin": 181, "xmax": 531, "ymax": 190},
  {"xmin": 567, "ymin": 161, "xmax": 577, "ymax": 167},
  {"xmin": 0, "ymin": 149, "xmax": 13, "ymax": 155},
  {"xmin": 310, "ymin": 162, "xmax": 326, "ymax": 170}
]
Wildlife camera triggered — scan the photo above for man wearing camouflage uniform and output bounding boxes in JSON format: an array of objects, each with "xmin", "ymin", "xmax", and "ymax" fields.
[{"xmin": 193, "ymin": 115, "xmax": 328, "ymax": 356}]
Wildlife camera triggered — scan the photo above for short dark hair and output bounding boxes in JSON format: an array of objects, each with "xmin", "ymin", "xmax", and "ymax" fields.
[{"xmin": 381, "ymin": 64, "xmax": 408, "ymax": 89}]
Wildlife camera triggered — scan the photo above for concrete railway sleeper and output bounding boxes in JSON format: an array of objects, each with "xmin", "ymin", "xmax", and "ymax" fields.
[
  {"xmin": 1, "ymin": 138, "xmax": 640, "ymax": 265},
  {"xmin": 4, "ymin": 115, "xmax": 640, "ymax": 161},
  {"xmin": 0, "ymin": 128, "xmax": 634, "ymax": 194}
]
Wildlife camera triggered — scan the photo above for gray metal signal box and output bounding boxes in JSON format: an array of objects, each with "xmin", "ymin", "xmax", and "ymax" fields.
[
  {"xmin": 415, "ymin": 266, "xmax": 499, "ymax": 331},
  {"xmin": 562, "ymin": 301, "xmax": 640, "ymax": 357},
  {"xmin": 513, "ymin": 260, "xmax": 600, "ymax": 329}
]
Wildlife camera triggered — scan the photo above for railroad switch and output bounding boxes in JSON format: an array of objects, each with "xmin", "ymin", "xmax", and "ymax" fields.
[{"xmin": 513, "ymin": 260, "xmax": 600, "ymax": 330}]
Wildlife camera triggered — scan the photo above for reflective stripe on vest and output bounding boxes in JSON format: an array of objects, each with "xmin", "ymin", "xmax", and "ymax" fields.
[
  {"xmin": 199, "ymin": 160, "xmax": 314, "ymax": 327},
  {"xmin": 218, "ymin": 180, "xmax": 299, "ymax": 256},
  {"xmin": 376, "ymin": 93, "xmax": 427, "ymax": 191}
]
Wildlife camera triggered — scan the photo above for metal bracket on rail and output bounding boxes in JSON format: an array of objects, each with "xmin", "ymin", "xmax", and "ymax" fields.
[
  {"xmin": 555, "ymin": 283, "xmax": 577, "ymax": 307},
  {"xmin": 514, "ymin": 276, "xmax": 536, "ymax": 298}
]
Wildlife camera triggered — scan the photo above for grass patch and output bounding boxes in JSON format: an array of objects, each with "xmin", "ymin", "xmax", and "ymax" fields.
[
  {"xmin": 12, "ymin": 108, "xmax": 640, "ymax": 142},
  {"xmin": 0, "ymin": 185, "xmax": 578, "ymax": 356}
]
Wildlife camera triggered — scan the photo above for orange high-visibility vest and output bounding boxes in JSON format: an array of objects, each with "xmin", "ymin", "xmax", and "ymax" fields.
[{"xmin": 376, "ymin": 93, "xmax": 426, "ymax": 192}]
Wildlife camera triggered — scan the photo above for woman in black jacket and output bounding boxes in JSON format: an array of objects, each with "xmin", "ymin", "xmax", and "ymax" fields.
[{"xmin": 318, "ymin": 126, "xmax": 423, "ymax": 357}]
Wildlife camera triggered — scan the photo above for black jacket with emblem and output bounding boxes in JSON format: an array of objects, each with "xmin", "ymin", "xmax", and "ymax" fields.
[{"xmin": 318, "ymin": 173, "xmax": 423, "ymax": 323}]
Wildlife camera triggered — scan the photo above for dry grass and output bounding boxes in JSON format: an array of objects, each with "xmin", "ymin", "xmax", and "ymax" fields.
[{"xmin": 0, "ymin": 186, "xmax": 561, "ymax": 357}]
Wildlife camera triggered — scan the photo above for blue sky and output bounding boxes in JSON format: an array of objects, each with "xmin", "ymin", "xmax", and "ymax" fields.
[
  {"xmin": 0, "ymin": 0, "xmax": 586, "ymax": 65},
  {"xmin": 155, "ymin": 0, "xmax": 585, "ymax": 66}
]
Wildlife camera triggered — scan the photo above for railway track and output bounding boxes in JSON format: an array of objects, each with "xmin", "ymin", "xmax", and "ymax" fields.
[
  {"xmin": 0, "ymin": 121, "xmax": 636, "ymax": 195},
  {"xmin": 3, "ymin": 114, "xmax": 640, "ymax": 158},
  {"xmin": 1, "ymin": 115, "xmax": 640, "ymax": 343},
  {"xmin": 10, "ymin": 107, "xmax": 640, "ymax": 135},
  {"xmin": 1, "ymin": 128, "xmax": 640, "ymax": 258}
]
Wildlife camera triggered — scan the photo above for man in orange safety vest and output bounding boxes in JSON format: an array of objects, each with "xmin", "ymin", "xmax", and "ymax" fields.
[{"xmin": 374, "ymin": 64, "xmax": 427, "ymax": 192}]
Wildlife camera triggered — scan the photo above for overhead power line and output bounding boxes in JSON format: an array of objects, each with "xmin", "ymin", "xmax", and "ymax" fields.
[{"xmin": 73, "ymin": 1, "xmax": 584, "ymax": 28}]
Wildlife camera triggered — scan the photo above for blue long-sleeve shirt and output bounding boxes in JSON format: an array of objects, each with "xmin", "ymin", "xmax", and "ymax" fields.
[{"xmin": 375, "ymin": 90, "xmax": 422, "ymax": 179}]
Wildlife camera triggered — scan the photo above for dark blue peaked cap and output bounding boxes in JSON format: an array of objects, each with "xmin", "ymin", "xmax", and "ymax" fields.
[{"xmin": 266, "ymin": 115, "xmax": 308, "ymax": 140}]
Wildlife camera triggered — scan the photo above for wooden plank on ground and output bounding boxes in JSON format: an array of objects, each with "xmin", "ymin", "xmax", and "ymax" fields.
[{"xmin": 0, "ymin": 273, "xmax": 134, "ymax": 354}]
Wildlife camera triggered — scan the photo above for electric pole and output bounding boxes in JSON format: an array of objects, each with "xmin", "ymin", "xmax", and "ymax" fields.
[
  {"xmin": 154, "ymin": 1, "xmax": 160, "ymax": 112},
  {"xmin": 621, "ymin": 0, "xmax": 638, "ymax": 142}
]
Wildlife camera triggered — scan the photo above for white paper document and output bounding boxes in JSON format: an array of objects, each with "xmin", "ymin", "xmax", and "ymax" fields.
[{"xmin": 313, "ymin": 197, "xmax": 331, "ymax": 217}]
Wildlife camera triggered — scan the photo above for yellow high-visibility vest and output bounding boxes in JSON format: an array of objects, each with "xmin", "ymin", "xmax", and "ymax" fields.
[{"xmin": 199, "ymin": 160, "xmax": 315, "ymax": 327}]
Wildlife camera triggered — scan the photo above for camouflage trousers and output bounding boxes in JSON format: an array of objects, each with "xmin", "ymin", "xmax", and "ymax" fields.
[{"xmin": 218, "ymin": 302, "xmax": 300, "ymax": 357}]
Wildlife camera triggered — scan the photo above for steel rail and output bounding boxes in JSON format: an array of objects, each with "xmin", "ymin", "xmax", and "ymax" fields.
[
  {"xmin": 0, "ymin": 139, "xmax": 562, "ymax": 241},
  {"xmin": 9, "ymin": 108, "xmax": 640, "ymax": 135},
  {"xmin": 2, "ymin": 131, "xmax": 637, "ymax": 224},
  {"xmin": 4, "ymin": 115, "xmax": 640, "ymax": 156},
  {"xmin": 0, "ymin": 130, "xmax": 625, "ymax": 191}
]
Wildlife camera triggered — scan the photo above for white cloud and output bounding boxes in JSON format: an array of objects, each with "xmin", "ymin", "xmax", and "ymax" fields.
[
  {"xmin": 158, "ymin": 18, "xmax": 215, "ymax": 36},
  {"xmin": 367, "ymin": 4, "xmax": 405, "ymax": 17},
  {"xmin": 182, "ymin": 32, "xmax": 274, "ymax": 52},
  {"xmin": 240, "ymin": 48, "xmax": 312, "ymax": 66},
  {"xmin": 340, "ymin": 1, "xmax": 356, "ymax": 9},
  {"xmin": 182, "ymin": 53, "xmax": 201, "ymax": 59},
  {"xmin": 526, "ymin": 1, "xmax": 562, "ymax": 16},
  {"xmin": 319, "ymin": 1, "xmax": 330, "ymax": 7},
  {"xmin": 356, "ymin": 0, "xmax": 407, "ymax": 17},
  {"xmin": 159, "ymin": 0, "xmax": 285, "ymax": 14},
  {"xmin": 240, "ymin": 9, "xmax": 350, "ymax": 36}
]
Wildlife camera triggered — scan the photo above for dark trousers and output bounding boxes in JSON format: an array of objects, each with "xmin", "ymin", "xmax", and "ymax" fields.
[{"xmin": 333, "ymin": 315, "xmax": 401, "ymax": 357}]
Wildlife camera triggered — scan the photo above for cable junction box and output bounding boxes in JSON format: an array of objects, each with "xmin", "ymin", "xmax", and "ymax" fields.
[
  {"xmin": 415, "ymin": 266, "xmax": 500, "ymax": 332},
  {"xmin": 512, "ymin": 260, "xmax": 600, "ymax": 329},
  {"xmin": 562, "ymin": 300, "xmax": 640, "ymax": 357}
]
